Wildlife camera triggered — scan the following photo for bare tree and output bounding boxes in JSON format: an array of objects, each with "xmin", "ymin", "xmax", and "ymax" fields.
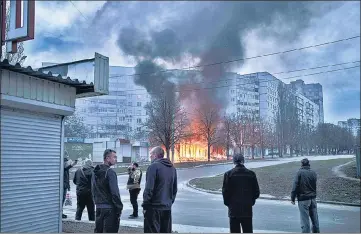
[
  {"xmin": 196, "ymin": 107, "xmax": 219, "ymax": 162},
  {"xmin": 64, "ymin": 114, "xmax": 91, "ymax": 138},
  {"xmin": 229, "ymin": 112, "xmax": 246, "ymax": 155},
  {"xmin": 1, "ymin": 4, "xmax": 27, "ymax": 65},
  {"xmin": 219, "ymin": 115, "xmax": 232, "ymax": 160},
  {"xmin": 243, "ymin": 111, "xmax": 261, "ymax": 159},
  {"xmin": 144, "ymin": 88, "xmax": 189, "ymax": 160}
]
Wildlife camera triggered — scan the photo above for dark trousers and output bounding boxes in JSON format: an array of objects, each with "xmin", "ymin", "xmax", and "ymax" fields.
[
  {"xmin": 229, "ymin": 217, "xmax": 253, "ymax": 233},
  {"xmin": 298, "ymin": 199, "xmax": 320, "ymax": 233},
  {"xmin": 62, "ymin": 188, "xmax": 67, "ymax": 207},
  {"xmin": 144, "ymin": 209, "xmax": 172, "ymax": 233},
  {"xmin": 129, "ymin": 188, "xmax": 141, "ymax": 216},
  {"xmin": 76, "ymin": 192, "xmax": 95, "ymax": 221},
  {"xmin": 94, "ymin": 208, "xmax": 120, "ymax": 233}
]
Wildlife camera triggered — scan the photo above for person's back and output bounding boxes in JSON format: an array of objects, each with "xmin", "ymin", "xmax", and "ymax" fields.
[
  {"xmin": 222, "ymin": 154, "xmax": 260, "ymax": 233},
  {"xmin": 143, "ymin": 158, "xmax": 177, "ymax": 210},
  {"xmin": 142, "ymin": 146, "xmax": 178, "ymax": 233},
  {"xmin": 293, "ymin": 166, "xmax": 317, "ymax": 201},
  {"xmin": 73, "ymin": 159, "xmax": 95, "ymax": 221},
  {"xmin": 291, "ymin": 158, "xmax": 319, "ymax": 233}
]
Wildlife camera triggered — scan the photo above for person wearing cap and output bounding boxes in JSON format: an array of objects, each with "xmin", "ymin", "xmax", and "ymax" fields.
[
  {"xmin": 291, "ymin": 158, "xmax": 320, "ymax": 233},
  {"xmin": 73, "ymin": 159, "xmax": 95, "ymax": 221},
  {"xmin": 222, "ymin": 153, "xmax": 260, "ymax": 233}
]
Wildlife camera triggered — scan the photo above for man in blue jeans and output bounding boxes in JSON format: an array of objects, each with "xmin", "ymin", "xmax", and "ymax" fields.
[{"xmin": 291, "ymin": 158, "xmax": 320, "ymax": 233}]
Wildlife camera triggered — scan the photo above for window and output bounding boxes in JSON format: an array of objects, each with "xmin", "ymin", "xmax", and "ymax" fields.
[
  {"xmin": 127, "ymin": 118, "xmax": 132, "ymax": 123},
  {"xmin": 128, "ymin": 102, "xmax": 132, "ymax": 106},
  {"xmin": 137, "ymin": 102, "xmax": 141, "ymax": 107},
  {"xmin": 137, "ymin": 127, "xmax": 141, "ymax": 132},
  {"xmin": 137, "ymin": 118, "xmax": 142, "ymax": 124},
  {"xmin": 231, "ymin": 98, "xmax": 235, "ymax": 102},
  {"xmin": 231, "ymin": 90, "xmax": 235, "ymax": 94},
  {"xmin": 137, "ymin": 110, "xmax": 141, "ymax": 116}
]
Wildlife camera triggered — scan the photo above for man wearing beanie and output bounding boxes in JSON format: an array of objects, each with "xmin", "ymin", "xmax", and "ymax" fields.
[
  {"xmin": 222, "ymin": 153, "xmax": 260, "ymax": 233},
  {"xmin": 291, "ymin": 158, "xmax": 320, "ymax": 233}
]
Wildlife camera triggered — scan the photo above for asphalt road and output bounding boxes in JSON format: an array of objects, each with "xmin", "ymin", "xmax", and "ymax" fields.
[{"xmin": 64, "ymin": 155, "xmax": 360, "ymax": 233}]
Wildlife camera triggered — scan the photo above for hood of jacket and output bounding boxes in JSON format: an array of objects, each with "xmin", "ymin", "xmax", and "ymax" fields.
[
  {"xmin": 94, "ymin": 164, "xmax": 110, "ymax": 178},
  {"xmin": 153, "ymin": 158, "xmax": 173, "ymax": 167}
]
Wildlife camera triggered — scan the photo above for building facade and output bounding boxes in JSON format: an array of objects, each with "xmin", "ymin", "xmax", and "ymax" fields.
[
  {"xmin": 288, "ymin": 79, "xmax": 324, "ymax": 123},
  {"xmin": 338, "ymin": 118, "xmax": 361, "ymax": 136},
  {"xmin": 74, "ymin": 66, "xmax": 150, "ymax": 139},
  {"xmin": 226, "ymin": 72, "xmax": 321, "ymax": 129}
]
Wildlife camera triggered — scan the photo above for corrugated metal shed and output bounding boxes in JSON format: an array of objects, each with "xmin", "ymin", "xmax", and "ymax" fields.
[{"xmin": 0, "ymin": 59, "xmax": 94, "ymax": 95}]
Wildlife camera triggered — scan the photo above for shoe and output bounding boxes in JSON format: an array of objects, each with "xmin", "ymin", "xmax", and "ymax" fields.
[
  {"xmin": 128, "ymin": 214, "xmax": 138, "ymax": 219},
  {"xmin": 62, "ymin": 214, "xmax": 67, "ymax": 219}
]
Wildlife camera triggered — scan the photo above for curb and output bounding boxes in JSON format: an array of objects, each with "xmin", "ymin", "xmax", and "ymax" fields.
[
  {"xmin": 117, "ymin": 161, "xmax": 234, "ymax": 175},
  {"xmin": 186, "ymin": 181, "xmax": 361, "ymax": 207},
  {"xmin": 116, "ymin": 158, "xmax": 280, "ymax": 175}
]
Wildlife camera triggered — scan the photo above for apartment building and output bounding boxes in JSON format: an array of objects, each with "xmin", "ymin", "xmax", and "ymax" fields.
[
  {"xmin": 226, "ymin": 72, "xmax": 321, "ymax": 129},
  {"xmin": 289, "ymin": 79, "xmax": 324, "ymax": 123},
  {"xmin": 75, "ymin": 66, "xmax": 150, "ymax": 139},
  {"xmin": 338, "ymin": 118, "xmax": 361, "ymax": 136}
]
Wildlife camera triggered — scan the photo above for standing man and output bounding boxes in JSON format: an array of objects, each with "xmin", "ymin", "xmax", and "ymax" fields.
[
  {"xmin": 73, "ymin": 159, "xmax": 95, "ymax": 221},
  {"xmin": 222, "ymin": 153, "xmax": 260, "ymax": 233},
  {"xmin": 291, "ymin": 158, "xmax": 320, "ymax": 233},
  {"xmin": 127, "ymin": 162, "xmax": 143, "ymax": 219},
  {"xmin": 142, "ymin": 146, "xmax": 178, "ymax": 233},
  {"xmin": 63, "ymin": 153, "xmax": 77, "ymax": 219},
  {"xmin": 92, "ymin": 149, "xmax": 123, "ymax": 233}
]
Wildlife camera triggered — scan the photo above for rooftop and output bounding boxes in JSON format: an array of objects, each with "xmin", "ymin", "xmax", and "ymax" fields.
[{"xmin": 1, "ymin": 59, "xmax": 95, "ymax": 95}]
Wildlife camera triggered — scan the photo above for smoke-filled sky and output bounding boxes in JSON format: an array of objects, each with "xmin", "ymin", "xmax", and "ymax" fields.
[{"xmin": 18, "ymin": 1, "xmax": 360, "ymax": 124}]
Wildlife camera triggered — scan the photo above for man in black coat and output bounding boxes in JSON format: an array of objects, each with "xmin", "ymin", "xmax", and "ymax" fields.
[
  {"xmin": 291, "ymin": 158, "xmax": 320, "ymax": 233},
  {"xmin": 142, "ymin": 146, "xmax": 178, "ymax": 233},
  {"xmin": 73, "ymin": 159, "xmax": 95, "ymax": 221},
  {"xmin": 92, "ymin": 149, "xmax": 123, "ymax": 233},
  {"xmin": 222, "ymin": 153, "xmax": 260, "ymax": 233}
]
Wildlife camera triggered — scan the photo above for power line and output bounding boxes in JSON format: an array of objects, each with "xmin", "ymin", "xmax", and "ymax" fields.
[
  {"xmin": 179, "ymin": 65, "xmax": 360, "ymax": 93},
  {"xmin": 109, "ymin": 35, "xmax": 360, "ymax": 79},
  {"xmin": 106, "ymin": 60, "xmax": 360, "ymax": 93},
  {"xmin": 79, "ymin": 65, "xmax": 359, "ymax": 99},
  {"xmin": 68, "ymin": 0, "xmax": 89, "ymax": 21}
]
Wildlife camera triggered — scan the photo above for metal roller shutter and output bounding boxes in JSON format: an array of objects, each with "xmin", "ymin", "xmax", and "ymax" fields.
[{"xmin": 0, "ymin": 108, "xmax": 62, "ymax": 232}]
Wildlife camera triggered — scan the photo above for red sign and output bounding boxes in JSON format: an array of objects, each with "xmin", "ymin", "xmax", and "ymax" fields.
[{"xmin": 1, "ymin": 0, "xmax": 35, "ymax": 53}]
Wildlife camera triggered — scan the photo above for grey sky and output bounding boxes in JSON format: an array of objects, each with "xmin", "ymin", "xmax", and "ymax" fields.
[{"xmin": 23, "ymin": 1, "xmax": 360, "ymax": 123}]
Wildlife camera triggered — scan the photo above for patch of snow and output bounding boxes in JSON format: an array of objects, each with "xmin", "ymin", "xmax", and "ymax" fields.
[{"xmin": 260, "ymin": 194, "xmax": 276, "ymax": 198}]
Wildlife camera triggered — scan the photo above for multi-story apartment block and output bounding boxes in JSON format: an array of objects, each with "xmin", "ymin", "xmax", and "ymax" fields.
[
  {"xmin": 289, "ymin": 79, "xmax": 324, "ymax": 123},
  {"xmin": 226, "ymin": 72, "xmax": 321, "ymax": 129},
  {"xmin": 74, "ymin": 66, "xmax": 150, "ymax": 139},
  {"xmin": 338, "ymin": 118, "xmax": 360, "ymax": 136}
]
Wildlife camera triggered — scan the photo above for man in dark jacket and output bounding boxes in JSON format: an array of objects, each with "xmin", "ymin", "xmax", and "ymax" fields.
[
  {"xmin": 142, "ymin": 146, "xmax": 177, "ymax": 233},
  {"xmin": 92, "ymin": 149, "xmax": 123, "ymax": 233},
  {"xmin": 222, "ymin": 153, "xmax": 260, "ymax": 233},
  {"xmin": 73, "ymin": 159, "xmax": 95, "ymax": 221},
  {"xmin": 127, "ymin": 162, "xmax": 142, "ymax": 219},
  {"xmin": 291, "ymin": 158, "xmax": 320, "ymax": 233},
  {"xmin": 63, "ymin": 154, "xmax": 77, "ymax": 219}
]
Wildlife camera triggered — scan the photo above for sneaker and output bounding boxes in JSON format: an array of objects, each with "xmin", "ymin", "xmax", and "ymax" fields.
[
  {"xmin": 128, "ymin": 214, "xmax": 138, "ymax": 219},
  {"xmin": 62, "ymin": 214, "xmax": 67, "ymax": 219}
]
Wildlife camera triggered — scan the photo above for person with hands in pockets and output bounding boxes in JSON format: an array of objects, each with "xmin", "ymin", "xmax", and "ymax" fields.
[
  {"xmin": 92, "ymin": 149, "xmax": 123, "ymax": 233},
  {"xmin": 142, "ymin": 146, "xmax": 178, "ymax": 233}
]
